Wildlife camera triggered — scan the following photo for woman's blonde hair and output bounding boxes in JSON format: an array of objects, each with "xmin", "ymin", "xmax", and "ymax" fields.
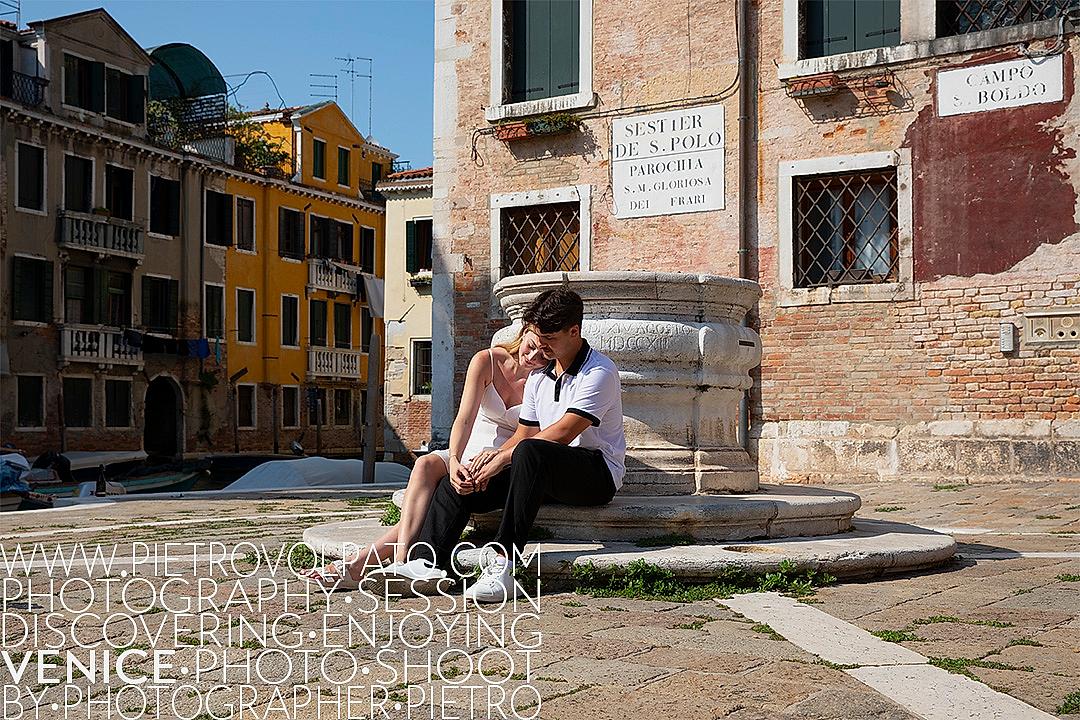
[{"xmin": 495, "ymin": 326, "xmax": 528, "ymax": 356}]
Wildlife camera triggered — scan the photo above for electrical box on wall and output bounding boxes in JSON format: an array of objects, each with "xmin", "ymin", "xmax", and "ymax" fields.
[{"xmin": 1024, "ymin": 309, "xmax": 1080, "ymax": 347}]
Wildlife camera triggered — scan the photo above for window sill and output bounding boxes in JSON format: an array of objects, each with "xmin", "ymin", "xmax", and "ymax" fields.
[
  {"xmin": 147, "ymin": 232, "xmax": 177, "ymax": 241},
  {"xmin": 280, "ymin": 256, "xmax": 304, "ymax": 264},
  {"xmin": 236, "ymin": 249, "xmax": 258, "ymax": 256},
  {"xmin": 484, "ymin": 92, "xmax": 596, "ymax": 122},
  {"xmin": 14, "ymin": 427, "xmax": 47, "ymax": 433},
  {"xmin": 13, "ymin": 320, "xmax": 51, "ymax": 328},
  {"xmin": 15, "ymin": 206, "xmax": 48, "ymax": 217},
  {"xmin": 778, "ymin": 18, "xmax": 1070, "ymax": 81},
  {"xmin": 237, "ymin": 341, "xmax": 258, "ymax": 347},
  {"xmin": 777, "ymin": 281, "xmax": 913, "ymax": 308}
]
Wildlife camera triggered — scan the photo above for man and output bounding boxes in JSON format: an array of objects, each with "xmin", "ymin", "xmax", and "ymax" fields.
[{"xmin": 400, "ymin": 288, "xmax": 626, "ymax": 602}]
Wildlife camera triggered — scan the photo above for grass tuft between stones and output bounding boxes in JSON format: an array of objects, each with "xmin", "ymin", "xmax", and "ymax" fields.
[
  {"xmin": 634, "ymin": 533, "xmax": 696, "ymax": 547},
  {"xmin": 1057, "ymin": 573, "xmax": 1080, "ymax": 582},
  {"xmin": 931, "ymin": 483, "xmax": 966, "ymax": 492},
  {"xmin": 568, "ymin": 558, "xmax": 835, "ymax": 603},
  {"xmin": 380, "ymin": 502, "xmax": 401, "ymax": 527},
  {"xmin": 1056, "ymin": 690, "xmax": 1080, "ymax": 715},
  {"xmin": 929, "ymin": 656, "xmax": 1033, "ymax": 679},
  {"xmin": 873, "ymin": 506, "xmax": 904, "ymax": 513},
  {"xmin": 872, "ymin": 629, "xmax": 923, "ymax": 643}
]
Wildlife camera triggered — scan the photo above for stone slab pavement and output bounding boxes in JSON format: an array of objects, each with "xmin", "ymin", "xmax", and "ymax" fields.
[{"xmin": 0, "ymin": 481, "xmax": 1076, "ymax": 719}]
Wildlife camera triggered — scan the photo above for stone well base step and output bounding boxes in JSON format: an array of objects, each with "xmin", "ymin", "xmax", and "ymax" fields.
[
  {"xmin": 391, "ymin": 483, "xmax": 861, "ymax": 542},
  {"xmin": 303, "ymin": 518, "xmax": 955, "ymax": 580}
]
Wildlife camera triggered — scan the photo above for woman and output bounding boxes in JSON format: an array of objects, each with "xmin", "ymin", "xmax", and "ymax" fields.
[{"xmin": 301, "ymin": 327, "xmax": 547, "ymax": 589}]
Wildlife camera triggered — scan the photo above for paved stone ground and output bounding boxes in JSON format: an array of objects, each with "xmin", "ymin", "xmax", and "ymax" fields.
[{"xmin": 0, "ymin": 481, "xmax": 1076, "ymax": 719}]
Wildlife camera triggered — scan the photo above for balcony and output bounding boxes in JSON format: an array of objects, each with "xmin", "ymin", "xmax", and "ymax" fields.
[
  {"xmin": 61, "ymin": 325, "xmax": 142, "ymax": 366},
  {"xmin": 308, "ymin": 260, "xmax": 360, "ymax": 296},
  {"xmin": 307, "ymin": 347, "xmax": 363, "ymax": 379},
  {"xmin": 4, "ymin": 72, "xmax": 48, "ymax": 107},
  {"xmin": 58, "ymin": 211, "xmax": 145, "ymax": 262}
]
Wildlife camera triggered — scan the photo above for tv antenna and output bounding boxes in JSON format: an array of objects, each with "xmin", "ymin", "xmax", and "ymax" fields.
[
  {"xmin": 335, "ymin": 55, "xmax": 373, "ymax": 137},
  {"xmin": 308, "ymin": 73, "xmax": 338, "ymax": 102}
]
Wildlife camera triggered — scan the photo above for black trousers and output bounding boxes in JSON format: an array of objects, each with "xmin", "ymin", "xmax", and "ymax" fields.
[{"xmin": 412, "ymin": 438, "xmax": 616, "ymax": 571}]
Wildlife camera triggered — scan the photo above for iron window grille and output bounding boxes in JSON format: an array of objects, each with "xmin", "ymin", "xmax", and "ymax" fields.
[
  {"xmin": 793, "ymin": 168, "xmax": 899, "ymax": 289},
  {"xmin": 413, "ymin": 341, "xmax": 433, "ymax": 395},
  {"xmin": 937, "ymin": 0, "xmax": 1077, "ymax": 36},
  {"xmin": 501, "ymin": 202, "xmax": 580, "ymax": 278}
]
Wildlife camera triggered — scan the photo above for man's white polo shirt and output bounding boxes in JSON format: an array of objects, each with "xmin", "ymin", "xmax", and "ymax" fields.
[{"xmin": 518, "ymin": 339, "xmax": 627, "ymax": 490}]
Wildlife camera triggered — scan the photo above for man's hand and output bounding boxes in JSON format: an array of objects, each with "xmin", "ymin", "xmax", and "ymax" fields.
[
  {"xmin": 448, "ymin": 456, "xmax": 475, "ymax": 495},
  {"xmin": 468, "ymin": 448, "xmax": 509, "ymax": 491}
]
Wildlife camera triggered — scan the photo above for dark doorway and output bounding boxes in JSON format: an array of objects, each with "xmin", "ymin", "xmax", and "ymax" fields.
[{"xmin": 144, "ymin": 376, "xmax": 183, "ymax": 459}]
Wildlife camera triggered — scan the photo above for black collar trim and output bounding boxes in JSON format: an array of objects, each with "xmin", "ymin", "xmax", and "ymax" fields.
[{"xmin": 543, "ymin": 339, "xmax": 591, "ymax": 379}]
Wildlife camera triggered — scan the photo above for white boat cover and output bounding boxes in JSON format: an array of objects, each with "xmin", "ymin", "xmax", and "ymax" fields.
[{"xmin": 225, "ymin": 457, "xmax": 410, "ymax": 491}]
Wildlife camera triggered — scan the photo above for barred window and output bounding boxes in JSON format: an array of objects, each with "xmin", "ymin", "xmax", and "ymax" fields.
[
  {"xmin": 501, "ymin": 202, "xmax": 580, "ymax": 278},
  {"xmin": 412, "ymin": 340, "xmax": 432, "ymax": 396},
  {"xmin": 793, "ymin": 169, "xmax": 898, "ymax": 289},
  {"xmin": 334, "ymin": 389, "xmax": 351, "ymax": 427},
  {"xmin": 937, "ymin": 0, "xmax": 1076, "ymax": 36}
]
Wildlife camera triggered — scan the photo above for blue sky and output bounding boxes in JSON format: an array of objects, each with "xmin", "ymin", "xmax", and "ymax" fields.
[{"xmin": 21, "ymin": 0, "xmax": 435, "ymax": 167}]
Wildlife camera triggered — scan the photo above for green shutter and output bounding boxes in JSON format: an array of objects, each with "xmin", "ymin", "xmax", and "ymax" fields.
[
  {"xmin": 826, "ymin": 1, "xmax": 856, "ymax": 56},
  {"xmin": 526, "ymin": 0, "xmax": 552, "ymax": 101},
  {"xmin": 128, "ymin": 74, "xmax": 145, "ymax": 124},
  {"xmin": 881, "ymin": 0, "xmax": 900, "ymax": 48},
  {"xmin": 169, "ymin": 179, "xmax": 181, "ymax": 235},
  {"xmin": 94, "ymin": 268, "xmax": 107, "ymax": 325},
  {"xmin": 549, "ymin": 0, "xmax": 579, "ymax": 97},
  {"xmin": 12, "ymin": 258, "xmax": 25, "ymax": 320},
  {"xmin": 168, "ymin": 279, "xmax": 179, "ymax": 334},
  {"xmin": 405, "ymin": 220, "xmax": 418, "ymax": 273},
  {"xmin": 42, "ymin": 261, "xmax": 53, "ymax": 322},
  {"xmin": 142, "ymin": 276, "xmax": 153, "ymax": 330},
  {"xmin": 89, "ymin": 61, "xmax": 106, "ymax": 113}
]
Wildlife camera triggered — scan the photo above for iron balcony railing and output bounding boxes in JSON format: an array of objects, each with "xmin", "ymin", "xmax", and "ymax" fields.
[
  {"xmin": 5, "ymin": 72, "xmax": 48, "ymax": 107},
  {"xmin": 307, "ymin": 347, "xmax": 363, "ymax": 379},
  {"xmin": 308, "ymin": 260, "xmax": 361, "ymax": 296},
  {"xmin": 61, "ymin": 325, "xmax": 142, "ymax": 365},
  {"xmin": 58, "ymin": 211, "xmax": 145, "ymax": 261}
]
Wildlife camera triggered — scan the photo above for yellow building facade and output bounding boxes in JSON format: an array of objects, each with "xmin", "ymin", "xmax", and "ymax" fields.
[{"xmin": 216, "ymin": 102, "xmax": 394, "ymax": 455}]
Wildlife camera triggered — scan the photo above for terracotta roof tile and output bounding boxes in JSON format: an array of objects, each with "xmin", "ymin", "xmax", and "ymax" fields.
[{"xmin": 384, "ymin": 166, "xmax": 433, "ymax": 181}]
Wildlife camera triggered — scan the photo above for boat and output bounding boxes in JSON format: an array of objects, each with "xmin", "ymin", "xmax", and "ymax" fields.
[
  {"xmin": 225, "ymin": 456, "xmax": 410, "ymax": 491},
  {"xmin": 201, "ymin": 453, "xmax": 302, "ymax": 491},
  {"xmin": 28, "ymin": 458, "xmax": 211, "ymax": 498},
  {"xmin": 0, "ymin": 455, "xmax": 55, "ymax": 511}
]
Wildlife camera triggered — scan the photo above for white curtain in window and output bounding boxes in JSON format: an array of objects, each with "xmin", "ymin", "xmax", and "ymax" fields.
[{"xmin": 853, "ymin": 183, "xmax": 891, "ymax": 275}]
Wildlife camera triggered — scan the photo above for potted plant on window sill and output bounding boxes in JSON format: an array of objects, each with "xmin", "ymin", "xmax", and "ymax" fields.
[
  {"xmin": 408, "ymin": 270, "xmax": 433, "ymax": 287},
  {"xmin": 91, "ymin": 207, "xmax": 111, "ymax": 217},
  {"xmin": 494, "ymin": 113, "xmax": 581, "ymax": 142}
]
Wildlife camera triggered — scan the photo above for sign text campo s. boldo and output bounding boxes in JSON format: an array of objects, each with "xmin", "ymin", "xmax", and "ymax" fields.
[
  {"xmin": 937, "ymin": 55, "xmax": 1064, "ymax": 118},
  {"xmin": 612, "ymin": 104, "xmax": 725, "ymax": 219}
]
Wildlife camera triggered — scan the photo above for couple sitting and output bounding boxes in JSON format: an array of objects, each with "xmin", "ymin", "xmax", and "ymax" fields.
[{"xmin": 302, "ymin": 289, "xmax": 626, "ymax": 602}]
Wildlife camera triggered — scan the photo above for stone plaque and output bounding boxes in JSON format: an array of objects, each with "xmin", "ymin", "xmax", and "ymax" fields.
[
  {"xmin": 937, "ymin": 54, "xmax": 1063, "ymax": 117},
  {"xmin": 611, "ymin": 104, "xmax": 725, "ymax": 218}
]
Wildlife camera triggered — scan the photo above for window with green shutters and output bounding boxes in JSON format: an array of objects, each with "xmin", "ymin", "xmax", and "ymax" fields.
[
  {"xmin": 310, "ymin": 216, "xmax": 331, "ymax": 258},
  {"xmin": 237, "ymin": 288, "xmax": 255, "ymax": 343},
  {"xmin": 278, "ymin": 207, "xmax": 305, "ymax": 259},
  {"xmin": 802, "ymin": 0, "xmax": 900, "ymax": 59},
  {"xmin": 63, "ymin": 377, "xmax": 93, "ymax": 428},
  {"xmin": 333, "ymin": 221, "xmax": 353, "ymax": 263},
  {"xmin": 281, "ymin": 295, "xmax": 299, "ymax": 347},
  {"xmin": 12, "ymin": 256, "xmax": 52, "ymax": 323},
  {"xmin": 150, "ymin": 176, "xmax": 181, "ymax": 236},
  {"xmin": 105, "ymin": 379, "xmax": 131, "ymax": 428},
  {"xmin": 105, "ymin": 68, "xmax": 145, "ymax": 124},
  {"xmin": 17, "ymin": 142, "xmax": 44, "ymax": 211},
  {"xmin": 142, "ymin": 276, "xmax": 179, "ymax": 335},
  {"xmin": 507, "ymin": 0, "xmax": 580, "ymax": 103},
  {"xmin": 361, "ymin": 307, "xmax": 373, "ymax": 353},
  {"xmin": 205, "ymin": 284, "xmax": 225, "ymax": 340},
  {"xmin": 104, "ymin": 271, "xmax": 132, "ymax": 326},
  {"xmin": 63, "ymin": 54, "xmax": 105, "ymax": 112},
  {"xmin": 282, "ymin": 386, "xmax": 300, "ymax": 428},
  {"xmin": 334, "ymin": 303, "xmax": 352, "ymax": 349},
  {"xmin": 17, "ymin": 376, "xmax": 44, "ymax": 428},
  {"xmin": 309, "ymin": 300, "xmax": 328, "ymax": 347},
  {"xmin": 64, "ymin": 265, "xmax": 94, "ymax": 324},
  {"xmin": 338, "ymin": 147, "xmax": 350, "ymax": 186},
  {"xmin": 236, "ymin": 197, "xmax": 255, "ymax": 252},
  {"xmin": 205, "ymin": 190, "xmax": 233, "ymax": 246},
  {"xmin": 312, "ymin": 139, "xmax": 326, "ymax": 179},
  {"xmin": 359, "ymin": 226, "xmax": 376, "ymax": 273},
  {"xmin": 237, "ymin": 385, "xmax": 256, "ymax": 428},
  {"xmin": 334, "ymin": 389, "xmax": 351, "ymax": 427},
  {"xmin": 65, "ymin": 155, "xmax": 93, "ymax": 213},
  {"xmin": 105, "ymin": 165, "xmax": 134, "ymax": 221},
  {"xmin": 406, "ymin": 218, "xmax": 434, "ymax": 274}
]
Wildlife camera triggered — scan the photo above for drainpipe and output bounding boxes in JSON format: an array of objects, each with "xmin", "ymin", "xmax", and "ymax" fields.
[{"xmin": 737, "ymin": 0, "xmax": 753, "ymax": 452}]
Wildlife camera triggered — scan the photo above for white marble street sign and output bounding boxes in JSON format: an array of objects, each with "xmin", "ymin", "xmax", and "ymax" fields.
[
  {"xmin": 937, "ymin": 54, "xmax": 1064, "ymax": 117},
  {"xmin": 611, "ymin": 104, "xmax": 725, "ymax": 219}
]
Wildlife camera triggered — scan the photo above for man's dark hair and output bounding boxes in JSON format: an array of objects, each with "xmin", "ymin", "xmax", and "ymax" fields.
[{"xmin": 523, "ymin": 289, "xmax": 584, "ymax": 334}]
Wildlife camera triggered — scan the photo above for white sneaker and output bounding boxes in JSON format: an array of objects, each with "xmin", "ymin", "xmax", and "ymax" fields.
[
  {"xmin": 363, "ymin": 558, "xmax": 448, "ymax": 596},
  {"xmin": 464, "ymin": 555, "xmax": 518, "ymax": 603}
]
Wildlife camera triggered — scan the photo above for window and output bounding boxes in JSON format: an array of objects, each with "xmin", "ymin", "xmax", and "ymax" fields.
[
  {"xmin": 793, "ymin": 168, "xmax": 898, "ymax": 288},
  {"xmin": 150, "ymin": 176, "xmax": 180, "ymax": 236},
  {"xmin": 309, "ymin": 387, "xmax": 328, "ymax": 426},
  {"xmin": 501, "ymin": 202, "xmax": 580, "ymax": 277},
  {"xmin": 104, "ymin": 271, "xmax": 132, "ymax": 326},
  {"xmin": 16, "ymin": 376, "xmax": 44, "ymax": 429},
  {"xmin": 143, "ymin": 276, "xmax": 179, "ymax": 334},
  {"xmin": 337, "ymin": 147, "xmax": 350, "ymax": 186},
  {"xmin": 333, "ymin": 221, "xmax": 354, "ymax": 263},
  {"xmin": 63, "ymin": 54, "xmax": 104, "ymax": 112},
  {"xmin": 237, "ymin": 288, "xmax": 256, "ymax": 343},
  {"xmin": 802, "ymin": 1, "xmax": 900, "ymax": 59},
  {"xmin": 506, "ymin": 0, "xmax": 581, "ymax": 103},
  {"xmin": 63, "ymin": 378, "xmax": 93, "ymax": 428},
  {"xmin": 334, "ymin": 389, "xmax": 351, "ymax": 427},
  {"xmin": 105, "ymin": 165, "xmax": 134, "ymax": 221},
  {"xmin": 105, "ymin": 379, "xmax": 131, "ymax": 428},
  {"xmin": 281, "ymin": 295, "xmax": 299, "ymax": 347},
  {"xmin": 205, "ymin": 284, "xmax": 225, "ymax": 339},
  {"xmin": 278, "ymin": 207, "xmax": 305, "ymax": 259},
  {"xmin": 359, "ymin": 226, "xmax": 376, "ymax": 273},
  {"xmin": 371, "ymin": 162, "xmax": 383, "ymax": 186},
  {"xmin": 16, "ymin": 142, "xmax": 44, "ymax": 211},
  {"xmin": 413, "ymin": 340, "xmax": 433, "ymax": 395},
  {"xmin": 310, "ymin": 300, "xmax": 327, "ymax": 347},
  {"xmin": 65, "ymin": 155, "xmax": 93, "ymax": 213},
  {"xmin": 937, "ymin": 0, "xmax": 1071, "ymax": 36},
  {"xmin": 205, "ymin": 190, "xmax": 233, "ymax": 246},
  {"xmin": 237, "ymin": 385, "xmax": 256, "ymax": 429},
  {"xmin": 64, "ymin": 265, "xmax": 94, "ymax": 324},
  {"xmin": 361, "ymin": 307, "xmax": 373, "ymax": 353},
  {"xmin": 236, "ymin": 197, "xmax": 255, "ymax": 252},
  {"xmin": 310, "ymin": 216, "xmax": 331, "ymax": 258},
  {"xmin": 334, "ymin": 303, "xmax": 352, "ymax": 349},
  {"xmin": 282, "ymin": 386, "xmax": 300, "ymax": 428},
  {"xmin": 12, "ymin": 257, "xmax": 52, "ymax": 323},
  {"xmin": 312, "ymin": 139, "xmax": 326, "ymax": 179},
  {"xmin": 406, "ymin": 218, "xmax": 434, "ymax": 273},
  {"xmin": 105, "ymin": 67, "xmax": 144, "ymax": 124}
]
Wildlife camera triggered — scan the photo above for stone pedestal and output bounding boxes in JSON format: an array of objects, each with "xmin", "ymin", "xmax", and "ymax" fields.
[{"xmin": 493, "ymin": 271, "xmax": 762, "ymax": 495}]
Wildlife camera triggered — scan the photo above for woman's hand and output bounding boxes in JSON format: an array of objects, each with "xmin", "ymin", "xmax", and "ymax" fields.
[
  {"xmin": 448, "ymin": 455, "xmax": 475, "ymax": 495},
  {"xmin": 467, "ymin": 449, "xmax": 500, "ymax": 474},
  {"xmin": 468, "ymin": 448, "xmax": 509, "ymax": 491}
]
